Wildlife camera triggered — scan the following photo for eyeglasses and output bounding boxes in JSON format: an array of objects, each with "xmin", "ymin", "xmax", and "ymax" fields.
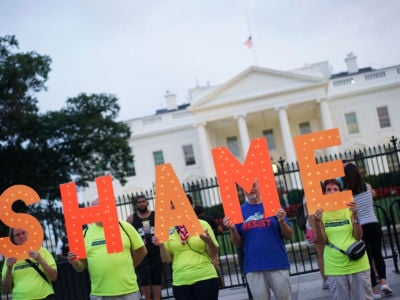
[{"xmin": 136, "ymin": 200, "xmax": 147, "ymax": 204}]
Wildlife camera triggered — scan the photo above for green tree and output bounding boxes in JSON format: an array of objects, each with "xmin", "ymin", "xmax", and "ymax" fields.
[{"xmin": 0, "ymin": 35, "xmax": 133, "ymax": 237}]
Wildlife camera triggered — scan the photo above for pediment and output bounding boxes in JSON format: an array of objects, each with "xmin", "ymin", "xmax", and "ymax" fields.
[{"xmin": 189, "ymin": 66, "xmax": 327, "ymax": 111}]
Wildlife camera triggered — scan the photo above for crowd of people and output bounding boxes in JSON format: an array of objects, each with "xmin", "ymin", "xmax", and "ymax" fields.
[{"xmin": 0, "ymin": 162, "xmax": 395, "ymax": 300}]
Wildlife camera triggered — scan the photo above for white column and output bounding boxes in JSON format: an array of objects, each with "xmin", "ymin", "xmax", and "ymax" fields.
[
  {"xmin": 195, "ymin": 123, "xmax": 214, "ymax": 177},
  {"xmin": 276, "ymin": 106, "xmax": 297, "ymax": 164},
  {"xmin": 317, "ymin": 98, "xmax": 337, "ymax": 156},
  {"xmin": 318, "ymin": 98, "xmax": 333, "ymax": 130},
  {"xmin": 235, "ymin": 114, "xmax": 251, "ymax": 157}
]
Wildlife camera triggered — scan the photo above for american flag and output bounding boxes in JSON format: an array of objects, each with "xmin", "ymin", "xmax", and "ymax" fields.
[{"xmin": 243, "ymin": 35, "xmax": 253, "ymax": 48}]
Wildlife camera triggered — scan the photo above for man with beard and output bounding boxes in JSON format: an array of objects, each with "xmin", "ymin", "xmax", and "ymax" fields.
[
  {"xmin": 223, "ymin": 179, "xmax": 293, "ymax": 300},
  {"xmin": 127, "ymin": 195, "xmax": 163, "ymax": 300}
]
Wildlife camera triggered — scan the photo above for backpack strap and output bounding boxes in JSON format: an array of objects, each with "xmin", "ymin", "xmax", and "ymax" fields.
[
  {"xmin": 327, "ymin": 241, "xmax": 346, "ymax": 255},
  {"xmin": 25, "ymin": 259, "xmax": 50, "ymax": 283},
  {"xmin": 118, "ymin": 221, "xmax": 132, "ymax": 249}
]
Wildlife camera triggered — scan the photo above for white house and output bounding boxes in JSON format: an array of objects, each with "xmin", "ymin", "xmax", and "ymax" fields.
[{"xmin": 81, "ymin": 53, "xmax": 400, "ymax": 200}]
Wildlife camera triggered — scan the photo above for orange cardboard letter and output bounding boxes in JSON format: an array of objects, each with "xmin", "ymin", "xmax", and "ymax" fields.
[
  {"xmin": 293, "ymin": 128, "xmax": 352, "ymax": 214},
  {"xmin": 212, "ymin": 137, "xmax": 281, "ymax": 224},
  {"xmin": 0, "ymin": 185, "xmax": 43, "ymax": 259},
  {"xmin": 154, "ymin": 163, "xmax": 203, "ymax": 243},
  {"xmin": 60, "ymin": 176, "xmax": 122, "ymax": 258}
]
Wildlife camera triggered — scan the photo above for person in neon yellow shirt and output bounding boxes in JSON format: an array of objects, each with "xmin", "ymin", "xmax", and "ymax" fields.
[
  {"xmin": 153, "ymin": 219, "xmax": 219, "ymax": 300},
  {"xmin": 313, "ymin": 178, "xmax": 372, "ymax": 300},
  {"xmin": 1, "ymin": 228, "xmax": 58, "ymax": 300},
  {"xmin": 68, "ymin": 198, "xmax": 147, "ymax": 300}
]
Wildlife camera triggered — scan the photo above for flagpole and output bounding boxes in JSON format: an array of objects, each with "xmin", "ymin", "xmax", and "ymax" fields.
[{"xmin": 245, "ymin": 10, "xmax": 258, "ymax": 66}]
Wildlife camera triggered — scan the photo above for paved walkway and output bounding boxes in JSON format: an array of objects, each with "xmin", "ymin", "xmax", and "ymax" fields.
[{"xmin": 218, "ymin": 258, "xmax": 400, "ymax": 300}]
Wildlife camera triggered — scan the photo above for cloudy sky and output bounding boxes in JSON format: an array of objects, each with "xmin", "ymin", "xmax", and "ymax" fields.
[{"xmin": 1, "ymin": 0, "xmax": 399, "ymax": 121}]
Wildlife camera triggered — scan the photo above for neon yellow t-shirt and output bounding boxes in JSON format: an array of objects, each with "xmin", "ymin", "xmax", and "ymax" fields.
[
  {"xmin": 323, "ymin": 208, "xmax": 370, "ymax": 275},
  {"xmin": 1, "ymin": 247, "xmax": 56, "ymax": 300},
  {"xmin": 84, "ymin": 221, "xmax": 144, "ymax": 296},
  {"xmin": 165, "ymin": 219, "xmax": 219, "ymax": 286}
]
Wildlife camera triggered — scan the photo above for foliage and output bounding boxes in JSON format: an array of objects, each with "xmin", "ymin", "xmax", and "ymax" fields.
[{"xmin": 0, "ymin": 35, "xmax": 133, "ymax": 236}]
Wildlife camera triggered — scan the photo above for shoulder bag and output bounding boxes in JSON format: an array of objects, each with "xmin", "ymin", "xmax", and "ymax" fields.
[{"xmin": 327, "ymin": 240, "xmax": 366, "ymax": 260}]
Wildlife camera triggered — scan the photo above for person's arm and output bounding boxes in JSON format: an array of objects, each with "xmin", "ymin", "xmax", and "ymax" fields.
[
  {"xmin": 29, "ymin": 250, "xmax": 57, "ymax": 281},
  {"xmin": 276, "ymin": 208, "xmax": 293, "ymax": 240},
  {"xmin": 126, "ymin": 213, "xmax": 134, "ymax": 224},
  {"xmin": 1, "ymin": 257, "xmax": 16, "ymax": 294},
  {"xmin": 200, "ymin": 229, "xmax": 218, "ymax": 259},
  {"xmin": 131, "ymin": 245, "xmax": 147, "ymax": 267},
  {"xmin": 312, "ymin": 209, "xmax": 327, "ymax": 246},
  {"xmin": 348, "ymin": 202, "xmax": 363, "ymax": 240},
  {"xmin": 152, "ymin": 237, "xmax": 173, "ymax": 263},
  {"xmin": 366, "ymin": 182, "xmax": 376, "ymax": 198},
  {"xmin": 223, "ymin": 216, "xmax": 242, "ymax": 248},
  {"xmin": 68, "ymin": 252, "xmax": 88, "ymax": 272}
]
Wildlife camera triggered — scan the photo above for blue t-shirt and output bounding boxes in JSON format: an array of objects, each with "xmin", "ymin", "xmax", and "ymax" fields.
[{"xmin": 236, "ymin": 202, "xmax": 290, "ymax": 274}]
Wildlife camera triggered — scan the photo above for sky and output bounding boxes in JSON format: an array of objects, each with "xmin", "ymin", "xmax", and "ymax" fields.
[{"xmin": 1, "ymin": 0, "xmax": 399, "ymax": 121}]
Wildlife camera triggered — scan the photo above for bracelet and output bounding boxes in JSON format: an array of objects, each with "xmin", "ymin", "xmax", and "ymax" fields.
[{"xmin": 352, "ymin": 218, "xmax": 359, "ymax": 224}]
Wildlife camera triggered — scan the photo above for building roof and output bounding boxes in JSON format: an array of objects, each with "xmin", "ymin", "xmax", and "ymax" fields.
[{"xmin": 330, "ymin": 67, "xmax": 374, "ymax": 79}]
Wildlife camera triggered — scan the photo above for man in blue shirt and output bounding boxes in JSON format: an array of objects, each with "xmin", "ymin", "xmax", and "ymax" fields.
[{"xmin": 224, "ymin": 179, "xmax": 293, "ymax": 300}]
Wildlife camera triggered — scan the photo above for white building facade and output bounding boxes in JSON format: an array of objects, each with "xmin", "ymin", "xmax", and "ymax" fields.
[{"xmin": 82, "ymin": 54, "xmax": 400, "ymax": 199}]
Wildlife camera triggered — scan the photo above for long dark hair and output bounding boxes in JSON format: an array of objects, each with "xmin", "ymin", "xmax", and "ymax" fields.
[{"xmin": 343, "ymin": 163, "xmax": 367, "ymax": 195}]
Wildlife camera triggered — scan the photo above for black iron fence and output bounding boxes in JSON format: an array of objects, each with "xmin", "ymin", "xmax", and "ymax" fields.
[{"xmin": 1, "ymin": 137, "xmax": 400, "ymax": 299}]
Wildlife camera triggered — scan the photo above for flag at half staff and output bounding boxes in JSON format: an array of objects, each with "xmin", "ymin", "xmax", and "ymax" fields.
[{"xmin": 243, "ymin": 35, "xmax": 253, "ymax": 48}]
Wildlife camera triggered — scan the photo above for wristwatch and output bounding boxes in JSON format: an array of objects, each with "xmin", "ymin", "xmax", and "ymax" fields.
[{"xmin": 352, "ymin": 218, "xmax": 359, "ymax": 224}]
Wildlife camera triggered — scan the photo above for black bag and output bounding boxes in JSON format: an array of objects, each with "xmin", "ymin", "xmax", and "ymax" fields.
[
  {"xmin": 345, "ymin": 240, "xmax": 366, "ymax": 260},
  {"xmin": 296, "ymin": 204, "xmax": 307, "ymax": 232},
  {"xmin": 327, "ymin": 240, "xmax": 366, "ymax": 261}
]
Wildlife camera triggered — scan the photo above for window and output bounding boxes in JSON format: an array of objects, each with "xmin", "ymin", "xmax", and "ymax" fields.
[
  {"xmin": 377, "ymin": 106, "xmax": 391, "ymax": 128},
  {"xmin": 365, "ymin": 71, "xmax": 386, "ymax": 81},
  {"xmin": 262, "ymin": 129, "xmax": 276, "ymax": 150},
  {"xmin": 152, "ymin": 150, "xmax": 164, "ymax": 165},
  {"xmin": 345, "ymin": 112, "xmax": 359, "ymax": 134},
  {"xmin": 299, "ymin": 122, "xmax": 312, "ymax": 135},
  {"xmin": 227, "ymin": 136, "xmax": 240, "ymax": 157},
  {"xmin": 126, "ymin": 159, "xmax": 136, "ymax": 177},
  {"xmin": 182, "ymin": 144, "xmax": 196, "ymax": 166}
]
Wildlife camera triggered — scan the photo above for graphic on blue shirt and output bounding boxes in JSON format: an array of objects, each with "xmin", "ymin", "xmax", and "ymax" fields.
[
  {"xmin": 244, "ymin": 211, "xmax": 264, "ymax": 221},
  {"xmin": 243, "ymin": 212, "xmax": 272, "ymax": 231}
]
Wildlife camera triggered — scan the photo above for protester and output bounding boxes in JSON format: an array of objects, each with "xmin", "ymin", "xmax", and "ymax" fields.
[
  {"xmin": 193, "ymin": 204, "xmax": 225, "ymax": 287},
  {"xmin": 343, "ymin": 163, "xmax": 393, "ymax": 299},
  {"xmin": 127, "ymin": 195, "xmax": 163, "ymax": 300},
  {"xmin": 68, "ymin": 198, "xmax": 147, "ymax": 300},
  {"xmin": 1, "ymin": 228, "xmax": 58, "ymax": 300},
  {"xmin": 152, "ymin": 218, "xmax": 220, "ymax": 300},
  {"xmin": 223, "ymin": 179, "xmax": 293, "ymax": 300},
  {"xmin": 313, "ymin": 178, "xmax": 372, "ymax": 300},
  {"xmin": 55, "ymin": 235, "xmax": 69, "ymax": 261}
]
